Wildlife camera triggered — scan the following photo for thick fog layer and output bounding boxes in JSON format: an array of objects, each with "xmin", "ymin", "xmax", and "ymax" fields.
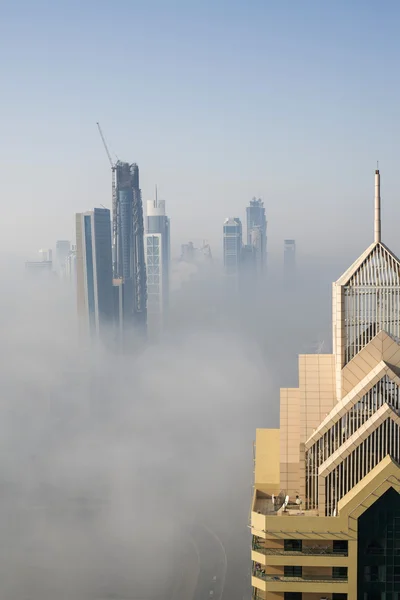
[{"xmin": 0, "ymin": 257, "xmax": 342, "ymax": 600}]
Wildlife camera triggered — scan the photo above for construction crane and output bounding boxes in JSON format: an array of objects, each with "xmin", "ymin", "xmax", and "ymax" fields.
[{"xmin": 96, "ymin": 122, "xmax": 118, "ymax": 276}]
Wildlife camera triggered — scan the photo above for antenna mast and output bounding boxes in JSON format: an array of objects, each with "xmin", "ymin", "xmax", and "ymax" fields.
[{"xmin": 375, "ymin": 167, "xmax": 381, "ymax": 244}]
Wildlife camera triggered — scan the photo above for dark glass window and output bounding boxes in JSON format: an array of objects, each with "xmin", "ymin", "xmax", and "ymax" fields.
[
  {"xmin": 284, "ymin": 539, "xmax": 302, "ymax": 551},
  {"xmin": 284, "ymin": 593, "xmax": 302, "ymax": 600},
  {"xmin": 333, "ymin": 540, "xmax": 348, "ymax": 554},
  {"xmin": 284, "ymin": 566, "xmax": 302, "ymax": 577},
  {"xmin": 332, "ymin": 566, "xmax": 348, "ymax": 579},
  {"xmin": 358, "ymin": 487, "xmax": 400, "ymax": 598}
]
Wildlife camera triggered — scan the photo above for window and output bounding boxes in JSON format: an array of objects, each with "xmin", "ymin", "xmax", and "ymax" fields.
[
  {"xmin": 332, "ymin": 567, "xmax": 348, "ymax": 579},
  {"xmin": 284, "ymin": 566, "xmax": 302, "ymax": 577},
  {"xmin": 332, "ymin": 595, "xmax": 347, "ymax": 600},
  {"xmin": 284, "ymin": 539, "xmax": 302, "ymax": 551},
  {"xmin": 333, "ymin": 540, "xmax": 348, "ymax": 554},
  {"xmin": 284, "ymin": 593, "xmax": 302, "ymax": 600}
]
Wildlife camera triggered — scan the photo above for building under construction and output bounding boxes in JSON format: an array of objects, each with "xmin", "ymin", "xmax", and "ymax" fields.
[
  {"xmin": 114, "ymin": 161, "xmax": 147, "ymax": 340},
  {"xmin": 97, "ymin": 124, "xmax": 147, "ymax": 346}
]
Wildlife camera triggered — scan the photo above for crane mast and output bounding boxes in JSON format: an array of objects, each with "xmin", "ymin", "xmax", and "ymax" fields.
[{"xmin": 96, "ymin": 122, "xmax": 118, "ymax": 276}]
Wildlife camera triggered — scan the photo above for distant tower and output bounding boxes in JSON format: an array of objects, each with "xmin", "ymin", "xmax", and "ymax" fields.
[
  {"xmin": 284, "ymin": 239, "xmax": 296, "ymax": 287},
  {"xmin": 145, "ymin": 191, "xmax": 170, "ymax": 335},
  {"xmin": 246, "ymin": 198, "xmax": 267, "ymax": 270},
  {"xmin": 39, "ymin": 248, "xmax": 52, "ymax": 264},
  {"xmin": 180, "ymin": 242, "xmax": 196, "ymax": 263},
  {"xmin": 223, "ymin": 218, "xmax": 242, "ymax": 276},
  {"xmin": 76, "ymin": 208, "xmax": 114, "ymax": 340},
  {"xmin": 55, "ymin": 240, "xmax": 71, "ymax": 277}
]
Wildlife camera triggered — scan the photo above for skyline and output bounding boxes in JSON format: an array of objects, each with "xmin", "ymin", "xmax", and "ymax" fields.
[{"xmin": 3, "ymin": 1, "xmax": 400, "ymax": 262}]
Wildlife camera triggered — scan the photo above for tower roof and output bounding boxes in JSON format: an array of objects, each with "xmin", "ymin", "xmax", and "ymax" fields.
[
  {"xmin": 335, "ymin": 170, "xmax": 400, "ymax": 286},
  {"xmin": 336, "ymin": 241, "xmax": 400, "ymax": 286}
]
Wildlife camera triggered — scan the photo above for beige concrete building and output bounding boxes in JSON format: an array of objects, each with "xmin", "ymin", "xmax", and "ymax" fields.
[{"xmin": 251, "ymin": 170, "xmax": 400, "ymax": 600}]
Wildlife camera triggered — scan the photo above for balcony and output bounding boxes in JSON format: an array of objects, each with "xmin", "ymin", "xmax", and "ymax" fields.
[
  {"xmin": 252, "ymin": 568, "xmax": 348, "ymax": 594},
  {"xmin": 253, "ymin": 568, "xmax": 347, "ymax": 583},
  {"xmin": 253, "ymin": 544, "xmax": 348, "ymax": 557}
]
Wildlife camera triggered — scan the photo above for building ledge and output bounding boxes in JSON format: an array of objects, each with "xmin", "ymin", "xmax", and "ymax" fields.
[
  {"xmin": 253, "ymin": 546, "xmax": 347, "ymax": 557},
  {"xmin": 253, "ymin": 570, "xmax": 347, "ymax": 584}
]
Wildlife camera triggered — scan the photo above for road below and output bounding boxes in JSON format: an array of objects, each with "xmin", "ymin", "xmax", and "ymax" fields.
[{"xmin": 191, "ymin": 524, "xmax": 227, "ymax": 600}]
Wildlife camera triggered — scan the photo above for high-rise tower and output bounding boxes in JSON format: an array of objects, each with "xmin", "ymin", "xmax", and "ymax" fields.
[
  {"xmin": 76, "ymin": 208, "xmax": 114, "ymax": 340},
  {"xmin": 251, "ymin": 170, "xmax": 400, "ymax": 599},
  {"xmin": 246, "ymin": 198, "xmax": 267, "ymax": 271},
  {"xmin": 114, "ymin": 161, "xmax": 147, "ymax": 338},
  {"xmin": 283, "ymin": 238, "xmax": 296, "ymax": 289},
  {"xmin": 145, "ymin": 191, "xmax": 170, "ymax": 336},
  {"xmin": 223, "ymin": 217, "xmax": 242, "ymax": 277}
]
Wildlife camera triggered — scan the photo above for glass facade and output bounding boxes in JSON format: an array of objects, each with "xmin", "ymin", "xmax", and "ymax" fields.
[
  {"xmin": 146, "ymin": 211, "xmax": 170, "ymax": 312},
  {"xmin": 78, "ymin": 209, "xmax": 113, "ymax": 340},
  {"xmin": 246, "ymin": 198, "xmax": 267, "ymax": 270},
  {"xmin": 344, "ymin": 245, "xmax": 400, "ymax": 364},
  {"xmin": 93, "ymin": 209, "xmax": 114, "ymax": 325},
  {"xmin": 358, "ymin": 487, "xmax": 400, "ymax": 599},
  {"xmin": 307, "ymin": 375, "xmax": 400, "ymax": 514},
  {"xmin": 223, "ymin": 219, "xmax": 242, "ymax": 275},
  {"xmin": 145, "ymin": 235, "xmax": 162, "ymax": 313},
  {"xmin": 84, "ymin": 215, "xmax": 95, "ymax": 332},
  {"xmin": 114, "ymin": 162, "xmax": 147, "ymax": 333},
  {"xmin": 118, "ymin": 188, "xmax": 133, "ymax": 281}
]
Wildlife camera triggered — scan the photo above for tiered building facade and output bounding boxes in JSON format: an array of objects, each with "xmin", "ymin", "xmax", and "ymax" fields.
[{"xmin": 251, "ymin": 170, "xmax": 400, "ymax": 600}]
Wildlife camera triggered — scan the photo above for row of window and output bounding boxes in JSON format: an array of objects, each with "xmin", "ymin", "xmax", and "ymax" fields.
[
  {"xmin": 284, "ymin": 539, "xmax": 348, "ymax": 553},
  {"xmin": 282, "ymin": 566, "xmax": 347, "ymax": 578},
  {"xmin": 284, "ymin": 594, "xmax": 347, "ymax": 600}
]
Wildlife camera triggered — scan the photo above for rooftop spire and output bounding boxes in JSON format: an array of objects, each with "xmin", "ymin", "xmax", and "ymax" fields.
[{"xmin": 375, "ymin": 168, "xmax": 381, "ymax": 243}]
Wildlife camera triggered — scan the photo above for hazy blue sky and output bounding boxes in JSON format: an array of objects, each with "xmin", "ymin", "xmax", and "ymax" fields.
[{"xmin": 2, "ymin": 0, "xmax": 400, "ymax": 263}]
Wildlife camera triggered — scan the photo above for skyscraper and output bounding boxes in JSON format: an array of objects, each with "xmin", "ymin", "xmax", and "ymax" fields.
[
  {"xmin": 246, "ymin": 198, "xmax": 267, "ymax": 270},
  {"xmin": 76, "ymin": 208, "xmax": 114, "ymax": 340},
  {"xmin": 114, "ymin": 161, "xmax": 147, "ymax": 337},
  {"xmin": 145, "ymin": 193, "xmax": 170, "ymax": 335},
  {"xmin": 55, "ymin": 240, "xmax": 71, "ymax": 277},
  {"xmin": 283, "ymin": 238, "xmax": 296, "ymax": 288},
  {"xmin": 251, "ymin": 170, "xmax": 400, "ymax": 599},
  {"xmin": 223, "ymin": 217, "xmax": 242, "ymax": 276}
]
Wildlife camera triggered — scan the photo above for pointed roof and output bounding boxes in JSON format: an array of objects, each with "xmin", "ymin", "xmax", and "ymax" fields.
[
  {"xmin": 335, "ymin": 169, "xmax": 400, "ymax": 287},
  {"xmin": 336, "ymin": 242, "xmax": 400, "ymax": 287}
]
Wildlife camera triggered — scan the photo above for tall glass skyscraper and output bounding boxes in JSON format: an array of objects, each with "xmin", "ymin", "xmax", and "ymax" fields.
[
  {"xmin": 223, "ymin": 217, "xmax": 242, "ymax": 276},
  {"xmin": 283, "ymin": 238, "xmax": 296, "ymax": 289},
  {"xmin": 145, "ymin": 196, "xmax": 170, "ymax": 335},
  {"xmin": 114, "ymin": 162, "xmax": 147, "ymax": 337},
  {"xmin": 76, "ymin": 208, "xmax": 114, "ymax": 340},
  {"xmin": 246, "ymin": 198, "xmax": 267, "ymax": 271}
]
